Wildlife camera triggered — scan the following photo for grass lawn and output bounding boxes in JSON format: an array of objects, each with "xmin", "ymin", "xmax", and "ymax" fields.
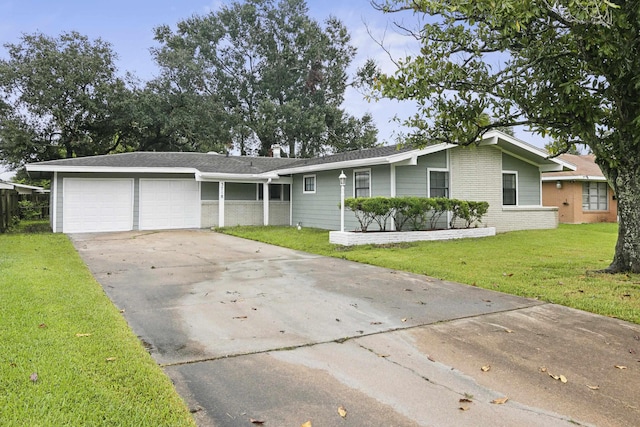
[
  {"xmin": 0, "ymin": 229, "xmax": 195, "ymax": 426},
  {"xmin": 221, "ymin": 223, "xmax": 640, "ymax": 324}
]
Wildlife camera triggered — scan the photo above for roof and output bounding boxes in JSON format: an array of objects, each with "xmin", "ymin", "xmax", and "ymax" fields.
[
  {"xmin": 541, "ymin": 154, "xmax": 606, "ymax": 182},
  {"xmin": 0, "ymin": 180, "xmax": 49, "ymax": 194},
  {"xmin": 26, "ymin": 130, "xmax": 573, "ymax": 180}
]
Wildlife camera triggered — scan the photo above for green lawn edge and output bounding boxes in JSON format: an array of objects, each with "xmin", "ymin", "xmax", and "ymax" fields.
[
  {"xmin": 0, "ymin": 233, "xmax": 195, "ymax": 426},
  {"xmin": 220, "ymin": 223, "xmax": 640, "ymax": 324}
]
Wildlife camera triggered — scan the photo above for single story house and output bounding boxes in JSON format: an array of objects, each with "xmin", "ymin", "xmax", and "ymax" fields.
[
  {"xmin": 26, "ymin": 130, "xmax": 573, "ymax": 234},
  {"xmin": 542, "ymin": 154, "xmax": 617, "ymax": 223}
]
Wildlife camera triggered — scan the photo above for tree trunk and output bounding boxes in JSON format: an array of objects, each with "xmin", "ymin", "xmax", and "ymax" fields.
[{"xmin": 604, "ymin": 161, "xmax": 640, "ymax": 273}]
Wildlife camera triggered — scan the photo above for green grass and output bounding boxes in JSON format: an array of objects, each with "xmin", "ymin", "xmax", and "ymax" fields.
[
  {"xmin": 221, "ymin": 223, "xmax": 640, "ymax": 324},
  {"xmin": 0, "ymin": 233, "xmax": 195, "ymax": 426}
]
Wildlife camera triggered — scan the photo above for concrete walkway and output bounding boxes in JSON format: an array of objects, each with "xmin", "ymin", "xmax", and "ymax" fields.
[{"xmin": 71, "ymin": 229, "xmax": 640, "ymax": 426}]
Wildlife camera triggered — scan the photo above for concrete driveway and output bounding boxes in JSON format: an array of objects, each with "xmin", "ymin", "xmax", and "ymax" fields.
[{"xmin": 71, "ymin": 229, "xmax": 640, "ymax": 427}]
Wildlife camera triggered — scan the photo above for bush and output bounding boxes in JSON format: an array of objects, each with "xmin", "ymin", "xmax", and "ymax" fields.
[{"xmin": 344, "ymin": 196, "xmax": 489, "ymax": 232}]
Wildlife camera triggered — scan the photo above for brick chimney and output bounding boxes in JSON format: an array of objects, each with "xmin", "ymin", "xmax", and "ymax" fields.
[{"xmin": 271, "ymin": 144, "xmax": 281, "ymax": 158}]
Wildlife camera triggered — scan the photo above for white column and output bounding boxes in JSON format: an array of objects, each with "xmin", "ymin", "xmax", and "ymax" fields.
[
  {"xmin": 263, "ymin": 182, "xmax": 270, "ymax": 225},
  {"xmin": 218, "ymin": 181, "xmax": 225, "ymax": 227},
  {"xmin": 390, "ymin": 164, "xmax": 396, "ymax": 231}
]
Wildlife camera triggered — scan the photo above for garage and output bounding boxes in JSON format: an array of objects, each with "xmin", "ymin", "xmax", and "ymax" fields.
[
  {"xmin": 139, "ymin": 179, "xmax": 200, "ymax": 230},
  {"xmin": 63, "ymin": 178, "xmax": 134, "ymax": 233}
]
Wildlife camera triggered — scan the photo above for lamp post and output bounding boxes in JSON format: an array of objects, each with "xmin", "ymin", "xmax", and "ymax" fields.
[{"xmin": 339, "ymin": 170, "xmax": 346, "ymax": 232}]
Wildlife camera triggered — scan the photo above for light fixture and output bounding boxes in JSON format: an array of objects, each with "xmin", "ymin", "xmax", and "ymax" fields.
[{"xmin": 556, "ymin": 181, "xmax": 562, "ymax": 189}]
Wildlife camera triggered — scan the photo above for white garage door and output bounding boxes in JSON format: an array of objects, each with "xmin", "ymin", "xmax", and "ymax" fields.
[
  {"xmin": 139, "ymin": 179, "xmax": 200, "ymax": 230},
  {"xmin": 63, "ymin": 178, "xmax": 134, "ymax": 233}
]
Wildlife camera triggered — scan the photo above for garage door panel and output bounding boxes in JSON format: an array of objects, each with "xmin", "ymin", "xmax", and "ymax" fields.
[
  {"xmin": 139, "ymin": 179, "xmax": 200, "ymax": 230},
  {"xmin": 63, "ymin": 178, "xmax": 134, "ymax": 233}
]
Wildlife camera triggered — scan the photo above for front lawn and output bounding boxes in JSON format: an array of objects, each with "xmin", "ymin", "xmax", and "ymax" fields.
[
  {"xmin": 0, "ymin": 232, "xmax": 195, "ymax": 426},
  {"xmin": 221, "ymin": 223, "xmax": 640, "ymax": 324}
]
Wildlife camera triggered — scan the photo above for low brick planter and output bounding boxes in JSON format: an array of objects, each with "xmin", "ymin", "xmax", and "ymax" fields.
[{"xmin": 329, "ymin": 227, "xmax": 496, "ymax": 246}]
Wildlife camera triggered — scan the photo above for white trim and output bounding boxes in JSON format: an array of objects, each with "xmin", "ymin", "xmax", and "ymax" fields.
[
  {"xmin": 302, "ymin": 174, "xmax": 316, "ymax": 194},
  {"xmin": 51, "ymin": 172, "xmax": 58, "ymax": 233},
  {"xmin": 353, "ymin": 168, "xmax": 371, "ymax": 198},
  {"xmin": 502, "ymin": 170, "xmax": 519, "ymax": 206},
  {"xmin": 541, "ymin": 175, "xmax": 607, "ymax": 182},
  {"xmin": 289, "ymin": 184, "xmax": 293, "ymax": 226}
]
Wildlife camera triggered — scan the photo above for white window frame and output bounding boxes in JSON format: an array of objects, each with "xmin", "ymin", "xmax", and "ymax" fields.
[
  {"xmin": 302, "ymin": 174, "xmax": 316, "ymax": 194},
  {"xmin": 582, "ymin": 182, "xmax": 608, "ymax": 211},
  {"xmin": 502, "ymin": 171, "xmax": 519, "ymax": 206},
  {"xmin": 427, "ymin": 168, "xmax": 450, "ymax": 198},
  {"xmin": 353, "ymin": 168, "xmax": 371, "ymax": 198}
]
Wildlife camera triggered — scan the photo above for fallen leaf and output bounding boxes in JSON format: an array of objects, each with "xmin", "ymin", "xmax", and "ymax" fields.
[
  {"xmin": 427, "ymin": 355, "xmax": 436, "ymax": 362},
  {"xmin": 30, "ymin": 372, "xmax": 38, "ymax": 383},
  {"xmin": 491, "ymin": 397, "xmax": 509, "ymax": 405},
  {"xmin": 119, "ymin": 309, "xmax": 125, "ymax": 313},
  {"xmin": 404, "ymin": 288, "xmax": 413, "ymax": 291},
  {"xmin": 539, "ymin": 366, "xmax": 547, "ymax": 373},
  {"xmin": 560, "ymin": 375, "xmax": 568, "ymax": 383},
  {"xmin": 38, "ymin": 323, "xmax": 47, "ymax": 329},
  {"xmin": 105, "ymin": 357, "xmax": 116, "ymax": 362},
  {"xmin": 549, "ymin": 373, "xmax": 560, "ymax": 380},
  {"xmin": 338, "ymin": 406, "xmax": 347, "ymax": 418},
  {"xmin": 505, "ymin": 329, "xmax": 513, "ymax": 333},
  {"xmin": 232, "ymin": 316, "xmax": 248, "ymax": 319},
  {"xmin": 75, "ymin": 333, "xmax": 91, "ymax": 337},
  {"xmin": 629, "ymin": 349, "xmax": 637, "ymax": 355},
  {"xmin": 615, "ymin": 365, "xmax": 627, "ymax": 369},
  {"xmin": 459, "ymin": 406, "xmax": 470, "ymax": 411},
  {"xmin": 301, "ymin": 421, "xmax": 312, "ymax": 427},
  {"xmin": 370, "ymin": 321, "xmax": 382, "ymax": 325},
  {"xmin": 587, "ymin": 385, "xmax": 600, "ymax": 390},
  {"xmin": 401, "ymin": 318, "xmax": 407, "ymax": 322},
  {"xmin": 250, "ymin": 418, "xmax": 265, "ymax": 424},
  {"xmin": 481, "ymin": 365, "xmax": 491, "ymax": 372},
  {"xmin": 459, "ymin": 398, "xmax": 472, "ymax": 403}
]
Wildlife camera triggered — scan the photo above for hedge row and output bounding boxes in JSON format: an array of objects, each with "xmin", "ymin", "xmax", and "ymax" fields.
[{"xmin": 343, "ymin": 196, "xmax": 489, "ymax": 232}]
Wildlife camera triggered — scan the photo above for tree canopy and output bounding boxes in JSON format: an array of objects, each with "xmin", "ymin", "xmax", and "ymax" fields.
[
  {"xmin": 0, "ymin": 31, "xmax": 136, "ymax": 168},
  {"xmin": 372, "ymin": 0, "xmax": 640, "ymax": 273},
  {"xmin": 152, "ymin": 0, "xmax": 378, "ymax": 157}
]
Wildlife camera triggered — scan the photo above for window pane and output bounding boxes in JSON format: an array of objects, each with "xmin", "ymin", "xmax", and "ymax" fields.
[
  {"xmin": 355, "ymin": 171, "xmax": 370, "ymax": 198},
  {"xmin": 502, "ymin": 173, "xmax": 516, "ymax": 205},
  {"xmin": 304, "ymin": 176, "xmax": 315, "ymax": 192},
  {"xmin": 583, "ymin": 182, "xmax": 608, "ymax": 210},
  {"xmin": 429, "ymin": 171, "xmax": 449, "ymax": 198}
]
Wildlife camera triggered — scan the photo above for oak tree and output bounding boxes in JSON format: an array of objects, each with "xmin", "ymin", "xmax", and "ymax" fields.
[{"xmin": 373, "ymin": 0, "xmax": 640, "ymax": 273}]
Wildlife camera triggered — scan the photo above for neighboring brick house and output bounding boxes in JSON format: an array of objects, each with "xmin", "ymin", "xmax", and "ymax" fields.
[
  {"xmin": 542, "ymin": 154, "xmax": 617, "ymax": 224},
  {"xmin": 26, "ymin": 130, "xmax": 573, "ymax": 234}
]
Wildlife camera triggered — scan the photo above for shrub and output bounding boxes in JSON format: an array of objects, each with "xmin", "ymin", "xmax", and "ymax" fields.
[{"xmin": 345, "ymin": 196, "xmax": 489, "ymax": 232}]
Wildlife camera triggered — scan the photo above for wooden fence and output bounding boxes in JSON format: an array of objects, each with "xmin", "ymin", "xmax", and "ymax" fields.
[{"xmin": 0, "ymin": 189, "xmax": 19, "ymax": 233}]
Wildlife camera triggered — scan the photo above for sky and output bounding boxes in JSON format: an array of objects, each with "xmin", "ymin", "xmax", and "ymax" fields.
[{"xmin": 0, "ymin": 0, "xmax": 545, "ymax": 180}]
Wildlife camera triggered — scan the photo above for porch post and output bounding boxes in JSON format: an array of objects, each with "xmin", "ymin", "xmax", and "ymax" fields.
[
  {"xmin": 390, "ymin": 164, "xmax": 397, "ymax": 231},
  {"xmin": 218, "ymin": 181, "xmax": 225, "ymax": 227},
  {"xmin": 263, "ymin": 181, "xmax": 270, "ymax": 225}
]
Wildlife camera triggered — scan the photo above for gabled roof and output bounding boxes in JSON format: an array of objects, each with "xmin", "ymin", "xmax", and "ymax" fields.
[
  {"xmin": 26, "ymin": 130, "xmax": 574, "ymax": 179},
  {"xmin": 0, "ymin": 180, "xmax": 49, "ymax": 194},
  {"xmin": 541, "ymin": 154, "xmax": 606, "ymax": 182}
]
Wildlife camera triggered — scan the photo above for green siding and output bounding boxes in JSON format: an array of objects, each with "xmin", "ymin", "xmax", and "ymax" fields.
[
  {"xmin": 396, "ymin": 151, "xmax": 447, "ymax": 197},
  {"xmin": 502, "ymin": 153, "xmax": 541, "ymax": 205},
  {"xmin": 292, "ymin": 165, "xmax": 393, "ymax": 231}
]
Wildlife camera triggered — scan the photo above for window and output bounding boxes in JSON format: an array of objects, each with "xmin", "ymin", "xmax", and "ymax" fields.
[
  {"xmin": 583, "ymin": 182, "xmax": 608, "ymax": 210},
  {"xmin": 354, "ymin": 169, "xmax": 371, "ymax": 198},
  {"xmin": 258, "ymin": 184, "xmax": 283, "ymax": 200},
  {"xmin": 303, "ymin": 175, "xmax": 316, "ymax": 194},
  {"xmin": 429, "ymin": 170, "xmax": 449, "ymax": 198},
  {"xmin": 502, "ymin": 172, "xmax": 517, "ymax": 205}
]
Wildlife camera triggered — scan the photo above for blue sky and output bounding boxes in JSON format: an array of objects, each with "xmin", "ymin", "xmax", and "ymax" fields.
[{"xmin": 0, "ymin": 0, "xmax": 545, "ymax": 179}]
